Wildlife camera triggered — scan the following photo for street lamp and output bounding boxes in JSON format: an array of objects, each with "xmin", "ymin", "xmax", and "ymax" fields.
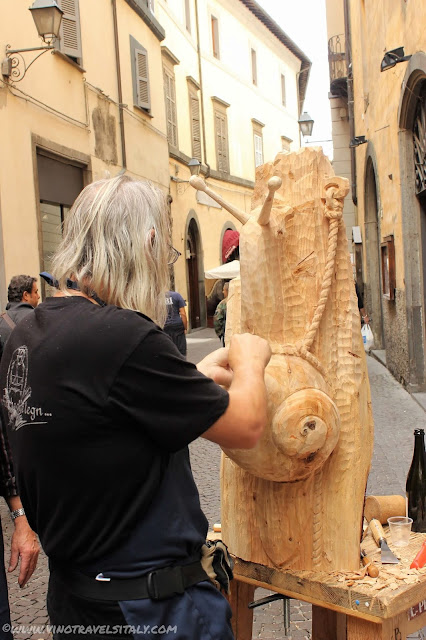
[
  {"xmin": 188, "ymin": 157, "xmax": 201, "ymax": 176},
  {"xmin": 298, "ymin": 112, "xmax": 314, "ymax": 138},
  {"xmin": 29, "ymin": 0, "xmax": 64, "ymax": 44},
  {"xmin": 1, "ymin": 0, "xmax": 63, "ymax": 82}
]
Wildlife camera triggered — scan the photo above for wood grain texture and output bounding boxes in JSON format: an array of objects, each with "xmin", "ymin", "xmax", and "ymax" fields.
[
  {"xmin": 231, "ymin": 540, "xmax": 426, "ymax": 621},
  {"xmin": 312, "ymin": 606, "xmax": 347, "ymax": 640},
  {"xmin": 227, "ymin": 581, "xmax": 255, "ymax": 640},
  {"xmin": 221, "ymin": 148, "xmax": 374, "ymax": 571}
]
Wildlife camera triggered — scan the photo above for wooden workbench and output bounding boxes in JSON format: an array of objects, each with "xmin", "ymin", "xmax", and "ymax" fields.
[{"xmin": 227, "ymin": 529, "xmax": 426, "ymax": 639}]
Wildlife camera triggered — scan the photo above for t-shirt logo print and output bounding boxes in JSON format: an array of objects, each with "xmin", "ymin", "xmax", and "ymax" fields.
[{"xmin": 3, "ymin": 345, "xmax": 49, "ymax": 430}]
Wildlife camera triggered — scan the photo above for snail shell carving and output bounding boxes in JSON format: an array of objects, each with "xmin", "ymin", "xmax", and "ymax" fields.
[{"xmin": 223, "ymin": 355, "xmax": 340, "ymax": 482}]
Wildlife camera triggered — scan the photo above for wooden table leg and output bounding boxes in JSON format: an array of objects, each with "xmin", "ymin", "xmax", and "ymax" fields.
[
  {"xmin": 346, "ymin": 617, "xmax": 385, "ymax": 639},
  {"xmin": 228, "ymin": 581, "xmax": 256, "ymax": 640},
  {"xmin": 347, "ymin": 609, "xmax": 426, "ymax": 640},
  {"xmin": 312, "ymin": 605, "xmax": 347, "ymax": 640}
]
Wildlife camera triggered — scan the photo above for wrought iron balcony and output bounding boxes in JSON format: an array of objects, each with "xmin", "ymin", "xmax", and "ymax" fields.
[{"xmin": 328, "ymin": 34, "xmax": 347, "ymax": 97}]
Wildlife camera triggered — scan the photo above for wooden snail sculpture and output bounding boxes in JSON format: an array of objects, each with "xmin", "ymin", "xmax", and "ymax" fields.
[{"xmin": 190, "ymin": 148, "xmax": 374, "ymax": 571}]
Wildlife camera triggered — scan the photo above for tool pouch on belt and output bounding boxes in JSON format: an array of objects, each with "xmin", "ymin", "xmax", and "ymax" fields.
[{"xmin": 201, "ymin": 540, "xmax": 234, "ymax": 595}]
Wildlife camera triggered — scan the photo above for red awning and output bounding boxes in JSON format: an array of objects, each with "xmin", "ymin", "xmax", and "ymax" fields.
[{"xmin": 222, "ymin": 230, "xmax": 239, "ymax": 263}]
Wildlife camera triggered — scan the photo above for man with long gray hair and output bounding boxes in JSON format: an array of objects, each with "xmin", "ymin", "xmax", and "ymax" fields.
[{"xmin": 0, "ymin": 175, "xmax": 271, "ymax": 639}]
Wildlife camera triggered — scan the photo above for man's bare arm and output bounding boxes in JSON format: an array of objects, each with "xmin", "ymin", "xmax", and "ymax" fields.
[{"xmin": 197, "ymin": 333, "xmax": 271, "ymax": 449}]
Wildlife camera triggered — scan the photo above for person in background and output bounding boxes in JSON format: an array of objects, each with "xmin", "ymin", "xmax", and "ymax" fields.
[
  {"xmin": 355, "ymin": 281, "xmax": 370, "ymax": 325},
  {"xmin": 0, "ymin": 275, "xmax": 40, "ymax": 357},
  {"xmin": 0, "ymin": 429, "xmax": 40, "ymax": 639},
  {"xmin": 0, "ymin": 275, "xmax": 40, "ymax": 639},
  {"xmin": 164, "ymin": 289, "xmax": 188, "ymax": 356},
  {"xmin": 214, "ymin": 282, "xmax": 229, "ymax": 347}
]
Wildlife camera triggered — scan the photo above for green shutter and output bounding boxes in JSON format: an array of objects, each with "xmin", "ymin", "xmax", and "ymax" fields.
[
  {"xmin": 58, "ymin": 0, "xmax": 82, "ymax": 62},
  {"xmin": 190, "ymin": 96, "xmax": 201, "ymax": 160},
  {"xmin": 136, "ymin": 47, "xmax": 150, "ymax": 110}
]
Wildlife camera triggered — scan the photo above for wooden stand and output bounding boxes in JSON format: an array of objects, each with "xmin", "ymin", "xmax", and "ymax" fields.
[{"xmin": 227, "ymin": 531, "xmax": 426, "ymax": 639}]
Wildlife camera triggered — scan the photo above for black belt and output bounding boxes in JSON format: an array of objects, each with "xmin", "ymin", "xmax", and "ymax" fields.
[{"xmin": 52, "ymin": 561, "xmax": 209, "ymax": 602}]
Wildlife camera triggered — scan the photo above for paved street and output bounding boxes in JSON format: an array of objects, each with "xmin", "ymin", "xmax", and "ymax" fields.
[{"xmin": 1, "ymin": 326, "xmax": 425, "ymax": 639}]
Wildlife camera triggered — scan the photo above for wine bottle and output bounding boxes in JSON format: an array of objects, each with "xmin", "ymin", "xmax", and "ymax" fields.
[{"xmin": 406, "ymin": 429, "xmax": 426, "ymax": 533}]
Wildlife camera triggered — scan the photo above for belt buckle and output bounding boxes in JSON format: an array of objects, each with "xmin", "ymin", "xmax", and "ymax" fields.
[{"xmin": 147, "ymin": 567, "xmax": 185, "ymax": 601}]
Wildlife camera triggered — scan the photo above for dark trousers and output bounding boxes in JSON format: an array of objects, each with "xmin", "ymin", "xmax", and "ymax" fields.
[
  {"xmin": 0, "ymin": 523, "xmax": 12, "ymax": 640},
  {"xmin": 163, "ymin": 325, "xmax": 187, "ymax": 357}
]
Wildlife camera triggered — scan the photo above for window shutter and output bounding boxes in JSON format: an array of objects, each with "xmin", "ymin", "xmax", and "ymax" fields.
[
  {"xmin": 215, "ymin": 112, "xmax": 229, "ymax": 172},
  {"xmin": 281, "ymin": 74, "xmax": 286, "ymax": 107},
  {"xmin": 190, "ymin": 96, "xmax": 201, "ymax": 160},
  {"xmin": 163, "ymin": 67, "xmax": 178, "ymax": 147},
  {"xmin": 136, "ymin": 47, "xmax": 151, "ymax": 110},
  {"xmin": 185, "ymin": 0, "xmax": 191, "ymax": 32},
  {"xmin": 251, "ymin": 49, "xmax": 257, "ymax": 85},
  {"xmin": 211, "ymin": 17, "xmax": 220, "ymax": 59},
  {"xmin": 57, "ymin": 0, "xmax": 82, "ymax": 61},
  {"xmin": 254, "ymin": 133, "xmax": 263, "ymax": 167}
]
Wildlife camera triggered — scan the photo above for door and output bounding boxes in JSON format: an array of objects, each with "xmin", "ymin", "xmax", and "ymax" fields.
[
  {"xmin": 187, "ymin": 219, "xmax": 201, "ymax": 329},
  {"xmin": 365, "ymin": 159, "xmax": 385, "ymax": 350}
]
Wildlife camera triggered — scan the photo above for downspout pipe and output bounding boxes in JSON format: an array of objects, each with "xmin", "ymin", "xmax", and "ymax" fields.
[
  {"xmin": 344, "ymin": 0, "xmax": 357, "ymax": 205},
  {"xmin": 194, "ymin": 0, "xmax": 210, "ymax": 178},
  {"xmin": 112, "ymin": 0, "xmax": 127, "ymax": 170}
]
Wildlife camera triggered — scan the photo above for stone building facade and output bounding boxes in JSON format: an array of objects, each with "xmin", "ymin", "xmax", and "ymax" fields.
[{"xmin": 325, "ymin": 0, "xmax": 426, "ymax": 391}]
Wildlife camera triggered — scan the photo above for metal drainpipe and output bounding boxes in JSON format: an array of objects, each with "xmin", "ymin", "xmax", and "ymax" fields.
[
  {"xmin": 194, "ymin": 0, "xmax": 210, "ymax": 177},
  {"xmin": 344, "ymin": 0, "xmax": 357, "ymax": 205},
  {"xmin": 112, "ymin": 0, "xmax": 127, "ymax": 170}
]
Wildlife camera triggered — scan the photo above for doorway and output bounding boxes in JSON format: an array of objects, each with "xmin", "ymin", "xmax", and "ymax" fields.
[
  {"xmin": 186, "ymin": 218, "xmax": 204, "ymax": 329},
  {"xmin": 413, "ymin": 82, "xmax": 426, "ymax": 359},
  {"xmin": 364, "ymin": 158, "xmax": 385, "ymax": 349}
]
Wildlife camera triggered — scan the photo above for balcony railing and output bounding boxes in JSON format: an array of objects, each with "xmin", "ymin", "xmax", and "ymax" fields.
[{"xmin": 328, "ymin": 34, "xmax": 347, "ymax": 83}]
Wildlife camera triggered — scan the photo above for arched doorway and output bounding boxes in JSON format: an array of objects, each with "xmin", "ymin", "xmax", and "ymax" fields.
[
  {"xmin": 398, "ymin": 53, "xmax": 426, "ymax": 390},
  {"xmin": 364, "ymin": 157, "xmax": 384, "ymax": 349},
  {"xmin": 413, "ymin": 82, "xmax": 426, "ymax": 322},
  {"xmin": 186, "ymin": 217, "xmax": 206, "ymax": 330}
]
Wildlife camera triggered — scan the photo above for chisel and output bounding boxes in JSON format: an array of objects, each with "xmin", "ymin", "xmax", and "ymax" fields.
[{"xmin": 369, "ymin": 518, "xmax": 399, "ymax": 564}]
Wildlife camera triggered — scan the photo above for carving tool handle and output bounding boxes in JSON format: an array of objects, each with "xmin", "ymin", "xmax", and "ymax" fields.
[
  {"xmin": 361, "ymin": 549, "xmax": 379, "ymax": 577},
  {"xmin": 369, "ymin": 518, "xmax": 386, "ymax": 545}
]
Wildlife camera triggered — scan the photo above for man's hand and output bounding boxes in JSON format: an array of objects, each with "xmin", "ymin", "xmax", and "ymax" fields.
[
  {"xmin": 201, "ymin": 333, "xmax": 272, "ymax": 449},
  {"xmin": 197, "ymin": 347, "xmax": 233, "ymax": 388},
  {"xmin": 9, "ymin": 517, "xmax": 40, "ymax": 588},
  {"xmin": 228, "ymin": 333, "xmax": 272, "ymax": 373}
]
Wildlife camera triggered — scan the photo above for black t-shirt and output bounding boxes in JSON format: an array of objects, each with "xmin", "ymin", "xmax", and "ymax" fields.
[{"xmin": 0, "ymin": 297, "xmax": 229, "ymax": 569}]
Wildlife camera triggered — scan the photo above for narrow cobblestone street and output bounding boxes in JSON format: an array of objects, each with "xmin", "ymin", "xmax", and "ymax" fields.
[{"xmin": 1, "ymin": 327, "xmax": 425, "ymax": 639}]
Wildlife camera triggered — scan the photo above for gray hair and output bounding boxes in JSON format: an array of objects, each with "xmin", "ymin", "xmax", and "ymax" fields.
[{"xmin": 52, "ymin": 175, "xmax": 170, "ymax": 325}]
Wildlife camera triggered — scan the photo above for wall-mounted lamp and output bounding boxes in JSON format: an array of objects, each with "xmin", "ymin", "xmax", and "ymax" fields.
[
  {"xmin": 350, "ymin": 136, "xmax": 368, "ymax": 148},
  {"xmin": 188, "ymin": 157, "xmax": 201, "ymax": 177},
  {"xmin": 298, "ymin": 112, "xmax": 314, "ymax": 138},
  {"xmin": 1, "ymin": 0, "xmax": 63, "ymax": 82},
  {"xmin": 171, "ymin": 158, "xmax": 202, "ymax": 184},
  {"xmin": 380, "ymin": 47, "xmax": 411, "ymax": 72}
]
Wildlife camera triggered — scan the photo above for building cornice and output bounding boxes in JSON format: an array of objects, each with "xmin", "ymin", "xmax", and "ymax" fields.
[{"xmin": 123, "ymin": 0, "xmax": 165, "ymax": 41}]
